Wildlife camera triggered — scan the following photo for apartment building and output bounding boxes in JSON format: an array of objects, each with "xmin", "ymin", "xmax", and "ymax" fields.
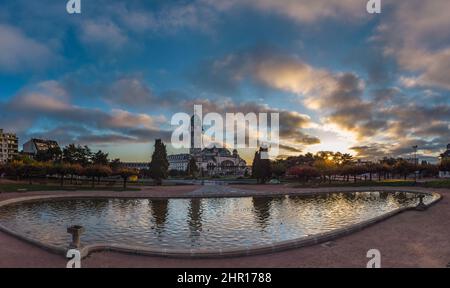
[
  {"xmin": 23, "ymin": 138, "xmax": 60, "ymax": 156},
  {"xmin": 0, "ymin": 129, "xmax": 19, "ymax": 163}
]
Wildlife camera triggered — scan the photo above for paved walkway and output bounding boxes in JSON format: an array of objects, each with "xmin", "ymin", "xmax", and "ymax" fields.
[{"xmin": 0, "ymin": 185, "xmax": 448, "ymax": 267}]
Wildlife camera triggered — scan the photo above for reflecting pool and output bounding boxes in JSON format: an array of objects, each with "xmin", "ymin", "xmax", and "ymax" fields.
[{"xmin": 0, "ymin": 191, "xmax": 438, "ymax": 249}]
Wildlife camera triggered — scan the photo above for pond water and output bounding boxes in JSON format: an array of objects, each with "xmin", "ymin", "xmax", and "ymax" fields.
[{"xmin": 0, "ymin": 191, "xmax": 438, "ymax": 250}]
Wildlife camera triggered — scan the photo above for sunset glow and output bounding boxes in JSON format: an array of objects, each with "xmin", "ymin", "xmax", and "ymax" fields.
[{"xmin": 0, "ymin": 0, "xmax": 449, "ymax": 163}]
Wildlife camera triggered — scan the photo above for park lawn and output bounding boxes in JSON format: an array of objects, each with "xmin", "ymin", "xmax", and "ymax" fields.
[
  {"xmin": 0, "ymin": 183, "xmax": 140, "ymax": 193},
  {"xmin": 288, "ymin": 178, "xmax": 450, "ymax": 189},
  {"xmin": 422, "ymin": 179, "xmax": 450, "ymax": 188},
  {"xmin": 288, "ymin": 179, "xmax": 417, "ymax": 188}
]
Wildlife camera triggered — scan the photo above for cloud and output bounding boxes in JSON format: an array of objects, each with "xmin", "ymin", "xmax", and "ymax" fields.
[
  {"xmin": 191, "ymin": 50, "xmax": 384, "ymax": 139},
  {"xmin": 115, "ymin": 1, "xmax": 217, "ymax": 33},
  {"xmin": 373, "ymin": 0, "xmax": 450, "ymax": 90},
  {"xmin": 191, "ymin": 48, "xmax": 450, "ymax": 158},
  {"xmin": 0, "ymin": 80, "xmax": 171, "ymax": 146},
  {"xmin": 80, "ymin": 20, "xmax": 128, "ymax": 49},
  {"xmin": 0, "ymin": 24, "xmax": 54, "ymax": 72},
  {"xmin": 278, "ymin": 144, "xmax": 302, "ymax": 153},
  {"xmin": 350, "ymin": 135, "xmax": 449, "ymax": 161},
  {"xmin": 350, "ymin": 144, "xmax": 390, "ymax": 159},
  {"xmin": 206, "ymin": 0, "xmax": 366, "ymax": 23},
  {"xmin": 103, "ymin": 77, "xmax": 154, "ymax": 108},
  {"xmin": 180, "ymin": 97, "xmax": 320, "ymax": 154}
]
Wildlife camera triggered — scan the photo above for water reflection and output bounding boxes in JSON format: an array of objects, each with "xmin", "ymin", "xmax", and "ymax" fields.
[
  {"xmin": 0, "ymin": 192, "xmax": 439, "ymax": 250},
  {"xmin": 252, "ymin": 197, "xmax": 272, "ymax": 230},
  {"xmin": 188, "ymin": 198, "xmax": 202, "ymax": 235},
  {"xmin": 149, "ymin": 199, "xmax": 169, "ymax": 228}
]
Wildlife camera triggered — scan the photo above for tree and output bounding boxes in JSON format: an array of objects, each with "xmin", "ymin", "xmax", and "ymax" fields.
[
  {"xmin": 339, "ymin": 165, "xmax": 351, "ymax": 182},
  {"xmin": 271, "ymin": 162, "xmax": 287, "ymax": 179},
  {"xmin": 341, "ymin": 153, "xmax": 354, "ymax": 165},
  {"xmin": 92, "ymin": 150, "xmax": 109, "ymax": 166},
  {"xmin": 252, "ymin": 147, "xmax": 271, "ymax": 184},
  {"xmin": 4, "ymin": 161, "xmax": 24, "ymax": 180},
  {"xmin": 54, "ymin": 162, "xmax": 72, "ymax": 186},
  {"xmin": 110, "ymin": 158, "xmax": 122, "ymax": 171},
  {"xmin": 35, "ymin": 146, "xmax": 62, "ymax": 162},
  {"xmin": 287, "ymin": 166, "xmax": 320, "ymax": 182},
  {"xmin": 187, "ymin": 157, "xmax": 199, "ymax": 178},
  {"xmin": 80, "ymin": 145, "xmax": 93, "ymax": 165},
  {"xmin": 365, "ymin": 162, "xmax": 379, "ymax": 181},
  {"xmin": 4, "ymin": 157, "xmax": 45, "ymax": 184},
  {"xmin": 62, "ymin": 144, "xmax": 77, "ymax": 164},
  {"xmin": 370, "ymin": 163, "xmax": 384, "ymax": 181},
  {"xmin": 252, "ymin": 151, "xmax": 261, "ymax": 183},
  {"xmin": 117, "ymin": 168, "xmax": 138, "ymax": 190},
  {"xmin": 283, "ymin": 153, "xmax": 315, "ymax": 167},
  {"xmin": 313, "ymin": 159, "xmax": 336, "ymax": 182},
  {"xmin": 63, "ymin": 144, "xmax": 92, "ymax": 166},
  {"xmin": 67, "ymin": 163, "xmax": 83, "ymax": 184},
  {"xmin": 419, "ymin": 163, "xmax": 438, "ymax": 178},
  {"xmin": 345, "ymin": 165, "xmax": 365, "ymax": 182},
  {"xmin": 393, "ymin": 160, "xmax": 415, "ymax": 180},
  {"xmin": 21, "ymin": 162, "xmax": 39, "ymax": 184},
  {"xmin": 96, "ymin": 165, "xmax": 112, "ymax": 184},
  {"xmin": 84, "ymin": 165, "xmax": 112, "ymax": 187},
  {"xmin": 149, "ymin": 139, "xmax": 169, "ymax": 185},
  {"xmin": 439, "ymin": 158, "xmax": 450, "ymax": 172}
]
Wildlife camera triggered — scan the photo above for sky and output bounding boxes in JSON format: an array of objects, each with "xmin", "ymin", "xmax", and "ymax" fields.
[{"xmin": 0, "ymin": 0, "xmax": 449, "ymax": 163}]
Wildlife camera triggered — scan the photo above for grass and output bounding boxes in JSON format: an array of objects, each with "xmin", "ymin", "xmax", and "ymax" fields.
[
  {"xmin": 422, "ymin": 179, "xmax": 450, "ymax": 188},
  {"xmin": 288, "ymin": 178, "xmax": 450, "ymax": 189},
  {"xmin": 288, "ymin": 179, "xmax": 417, "ymax": 188},
  {"xmin": 0, "ymin": 183, "xmax": 140, "ymax": 193}
]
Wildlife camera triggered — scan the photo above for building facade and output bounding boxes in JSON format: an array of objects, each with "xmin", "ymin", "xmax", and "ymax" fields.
[
  {"xmin": 167, "ymin": 147, "xmax": 247, "ymax": 176},
  {"xmin": 23, "ymin": 138, "xmax": 60, "ymax": 156},
  {"xmin": 121, "ymin": 162, "xmax": 149, "ymax": 171},
  {"xmin": 167, "ymin": 154, "xmax": 190, "ymax": 171},
  {"xmin": 0, "ymin": 129, "xmax": 19, "ymax": 163},
  {"xmin": 167, "ymin": 116, "xmax": 248, "ymax": 176},
  {"xmin": 193, "ymin": 146, "xmax": 247, "ymax": 176}
]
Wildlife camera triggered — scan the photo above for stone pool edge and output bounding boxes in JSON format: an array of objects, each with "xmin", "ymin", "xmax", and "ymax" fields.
[{"xmin": 0, "ymin": 189, "xmax": 442, "ymax": 259}]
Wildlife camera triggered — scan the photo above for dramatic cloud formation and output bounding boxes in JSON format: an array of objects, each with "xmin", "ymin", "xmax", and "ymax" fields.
[
  {"xmin": 190, "ymin": 47, "xmax": 450, "ymax": 159},
  {"xmin": 0, "ymin": 81, "xmax": 171, "ymax": 147},
  {"xmin": 374, "ymin": 0, "xmax": 450, "ymax": 90},
  {"xmin": 191, "ymin": 50, "xmax": 378, "ymax": 138},
  {"xmin": 0, "ymin": 0, "xmax": 449, "ymax": 162},
  {"xmin": 180, "ymin": 98, "xmax": 320, "ymax": 154}
]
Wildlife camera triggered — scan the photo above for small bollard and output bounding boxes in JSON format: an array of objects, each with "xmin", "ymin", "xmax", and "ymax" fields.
[
  {"xmin": 415, "ymin": 194, "xmax": 427, "ymax": 211},
  {"xmin": 67, "ymin": 225, "xmax": 85, "ymax": 249}
]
